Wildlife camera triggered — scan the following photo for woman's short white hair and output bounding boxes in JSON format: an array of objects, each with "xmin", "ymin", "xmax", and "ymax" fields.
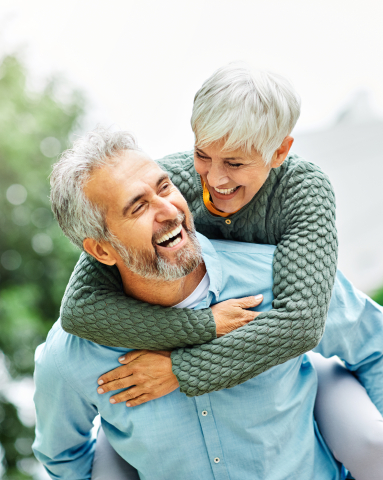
[
  {"xmin": 191, "ymin": 62, "xmax": 301, "ymax": 165},
  {"xmin": 50, "ymin": 128, "xmax": 139, "ymax": 250}
]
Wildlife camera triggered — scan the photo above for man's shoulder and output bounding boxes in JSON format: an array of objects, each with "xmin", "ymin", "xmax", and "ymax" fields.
[
  {"xmin": 35, "ymin": 321, "xmax": 127, "ymax": 386},
  {"xmin": 211, "ymin": 238, "xmax": 276, "ymax": 257},
  {"xmin": 197, "ymin": 232, "xmax": 276, "ymax": 259},
  {"xmin": 34, "ymin": 321, "xmax": 70, "ymax": 385}
]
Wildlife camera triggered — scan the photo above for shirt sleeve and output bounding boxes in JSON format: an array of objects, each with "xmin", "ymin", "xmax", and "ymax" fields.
[
  {"xmin": 171, "ymin": 162, "xmax": 338, "ymax": 396},
  {"xmin": 314, "ymin": 270, "xmax": 383, "ymax": 415},
  {"xmin": 32, "ymin": 339, "xmax": 97, "ymax": 479},
  {"xmin": 60, "ymin": 252, "xmax": 217, "ymax": 349}
]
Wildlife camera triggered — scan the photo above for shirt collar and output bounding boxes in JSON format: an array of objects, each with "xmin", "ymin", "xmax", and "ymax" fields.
[{"xmin": 196, "ymin": 232, "xmax": 222, "ymax": 302}]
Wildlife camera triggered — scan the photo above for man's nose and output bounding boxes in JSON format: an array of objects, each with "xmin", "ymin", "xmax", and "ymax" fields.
[
  {"xmin": 154, "ymin": 196, "xmax": 179, "ymax": 223},
  {"xmin": 206, "ymin": 162, "xmax": 230, "ymax": 187}
]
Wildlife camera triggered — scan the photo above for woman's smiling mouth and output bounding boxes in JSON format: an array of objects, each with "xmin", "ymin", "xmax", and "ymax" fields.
[{"xmin": 211, "ymin": 185, "xmax": 241, "ymax": 200}]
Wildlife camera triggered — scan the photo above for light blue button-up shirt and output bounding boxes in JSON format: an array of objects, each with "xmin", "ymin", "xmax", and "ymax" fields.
[{"xmin": 33, "ymin": 234, "xmax": 383, "ymax": 480}]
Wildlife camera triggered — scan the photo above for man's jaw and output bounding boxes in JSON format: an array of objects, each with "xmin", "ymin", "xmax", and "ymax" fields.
[{"xmin": 112, "ymin": 210, "xmax": 202, "ymax": 283}]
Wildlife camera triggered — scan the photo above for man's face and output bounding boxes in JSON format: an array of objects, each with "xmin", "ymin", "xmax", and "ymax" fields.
[{"xmin": 85, "ymin": 150, "xmax": 202, "ymax": 280}]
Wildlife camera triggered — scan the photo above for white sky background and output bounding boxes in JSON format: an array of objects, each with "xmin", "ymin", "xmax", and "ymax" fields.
[{"xmin": 1, "ymin": 0, "xmax": 383, "ymax": 158}]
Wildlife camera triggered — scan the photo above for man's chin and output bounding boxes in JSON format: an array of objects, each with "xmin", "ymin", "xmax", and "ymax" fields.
[
  {"xmin": 154, "ymin": 233, "xmax": 203, "ymax": 281},
  {"xmin": 114, "ymin": 214, "xmax": 202, "ymax": 282}
]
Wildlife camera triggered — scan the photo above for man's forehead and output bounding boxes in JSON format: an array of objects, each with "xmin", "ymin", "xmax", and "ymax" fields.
[
  {"xmin": 108, "ymin": 151, "xmax": 160, "ymax": 181},
  {"xmin": 85, "ymin": 151, "xmax": 165, "ymax": 202}
]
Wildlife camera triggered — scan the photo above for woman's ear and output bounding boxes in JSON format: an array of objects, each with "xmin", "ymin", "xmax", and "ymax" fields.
[
  {"xmin": 83, "ymin": 238, "xmax": 117, "ymax": 266},
  {"xmin": 270, "ymin": 136, "xmax": 294, "ymax": 168}
]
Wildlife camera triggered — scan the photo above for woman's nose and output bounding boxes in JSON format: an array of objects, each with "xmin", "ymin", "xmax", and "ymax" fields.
[{"xmin": 206, "ymin": 164, "xmax": 230, "ymax": 187}]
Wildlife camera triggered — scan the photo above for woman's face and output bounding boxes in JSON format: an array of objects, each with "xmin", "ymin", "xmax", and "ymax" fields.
[{"xmin": 194, "ymin": 137, "xmax": 293, "ymax": 213}]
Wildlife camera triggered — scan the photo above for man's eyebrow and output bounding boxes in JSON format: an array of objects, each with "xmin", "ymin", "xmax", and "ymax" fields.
[{"xmin": 122, "ymin": 173, "xmax": 170, "ymax": 217}]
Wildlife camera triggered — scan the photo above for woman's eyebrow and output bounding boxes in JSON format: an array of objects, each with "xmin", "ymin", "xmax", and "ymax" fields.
[
  {"xmin": 195, "ymin": 147, "xmax": 208, "ymax": 155},
  {"xmin": 196, "ymin": 147, "xmax": 244, "ymax": 161}
]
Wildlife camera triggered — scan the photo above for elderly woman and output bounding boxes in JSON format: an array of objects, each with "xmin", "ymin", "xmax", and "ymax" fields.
[
  {"xmin": 59, "ymin": 64, "xmax": 382, "ymax": 478},
  {"xmin": 61, "ymin": 64, "xmax": 337, "ymax": 390}
]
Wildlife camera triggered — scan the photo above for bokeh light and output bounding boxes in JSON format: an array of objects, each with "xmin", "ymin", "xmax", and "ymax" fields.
[
  {"xmin": 1, "ymin": 250, "xmax": 22, "ymax": 271},
  {"xmin": 31, "ymin": 233, "xmax": 53, "ymax": 256},
  {"xmin": 12, "ymin": 206, "xmax": 30, "ymax": 226},
  {"xmin": 6, "ymin": 184, "xmax": 27, "ymax": 206},
  {"xmin": 40, "ymin": 137, "xmax": 61, "ymax": 158}
]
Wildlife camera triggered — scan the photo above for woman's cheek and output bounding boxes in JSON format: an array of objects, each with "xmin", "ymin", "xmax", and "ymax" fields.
[{"xmin": 194, "ymin": 158, "xmax": 209, "ymax": 176}]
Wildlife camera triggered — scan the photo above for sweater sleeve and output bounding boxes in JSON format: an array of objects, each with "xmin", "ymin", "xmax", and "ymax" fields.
[
  {"xmin": 171, "ymin": 162, "xmax": 338, "ymax": 396},
  {"xmin": 60, "ymin": 253, "xmax": 217, "ymax": 349}
]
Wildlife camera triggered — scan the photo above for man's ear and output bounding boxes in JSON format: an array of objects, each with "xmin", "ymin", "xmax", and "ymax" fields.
[
  {"xmin": 83, "ymin": 238, "xmax": 117, "ymax": 266},
  {"xmin": 270, "ymin": 136, "xmax": 294, "ymax": 169}
]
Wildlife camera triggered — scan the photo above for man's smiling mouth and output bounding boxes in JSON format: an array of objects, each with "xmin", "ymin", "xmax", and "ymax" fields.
[{"xmin": 155, "ymin": 224, "xmax": 182, "ymax": 248}]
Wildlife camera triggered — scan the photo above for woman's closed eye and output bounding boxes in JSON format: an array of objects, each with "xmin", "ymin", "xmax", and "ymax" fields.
[
  {"xmin": 227, "ymin": 162, "xmax": 243, "ymax": 168},
  {"xmin": 195, "ymin": 151, "xmax": 210, "ymax": 160}
]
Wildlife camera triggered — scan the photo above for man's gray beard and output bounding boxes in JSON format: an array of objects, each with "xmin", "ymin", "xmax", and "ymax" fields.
[{"xmin": 110, "ymin": 214, "xmax": 203, "ymax": 282}]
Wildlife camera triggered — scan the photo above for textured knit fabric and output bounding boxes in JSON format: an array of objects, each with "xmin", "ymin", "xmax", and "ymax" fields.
[{"xmin": 60, "ymin": 151, "xmax": 338, "ymax": 396}]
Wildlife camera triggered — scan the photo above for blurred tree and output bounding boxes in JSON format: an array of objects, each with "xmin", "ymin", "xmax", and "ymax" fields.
[
  {"xmin": 0, "ymin": 54, "xmax": 85, "ymax": 479},
  {"xmin": 372, "ymin": 287, "xmax": 383, "ymax": 307}
]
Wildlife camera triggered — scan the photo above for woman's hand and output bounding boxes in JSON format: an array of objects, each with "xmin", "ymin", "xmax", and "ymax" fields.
[
  {"xmin": 97, "ymin": 350, "xmax": 179, "ymax": 407},
  {"xmin": 96, "ymin": 295, "xmax": 263, "ymax": 406},
  {"xmin": 212, "ymin": 294, "xmax": 263, "ymax": 337}
]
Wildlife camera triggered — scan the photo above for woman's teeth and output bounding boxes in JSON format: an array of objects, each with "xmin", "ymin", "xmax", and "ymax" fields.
[
  {"xmin": 156, "ymin": 224, "xmax": 182, "ymax": 245},
  {"xmin": 213, "ymin": 186, "xmax": 239, "ymax": 195}
]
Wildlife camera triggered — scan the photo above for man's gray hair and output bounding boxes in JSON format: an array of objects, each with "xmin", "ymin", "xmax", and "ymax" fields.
[
  {"xmin": 191, "ymin": 62, "xmax": 301, "ymax": 165},
  {"xmin": 50, "ymin": 128, "xmax": 139, "ymax": 250}
]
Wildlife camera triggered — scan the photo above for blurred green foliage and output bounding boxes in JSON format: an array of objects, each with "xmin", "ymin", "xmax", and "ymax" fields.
[
  {"xmin": 372, "ymin": 287, "xmax": 383, "ymax": 307},
  {"xmin": 0, "ymin": 55, "xmax": 85, "ymax": 479}
]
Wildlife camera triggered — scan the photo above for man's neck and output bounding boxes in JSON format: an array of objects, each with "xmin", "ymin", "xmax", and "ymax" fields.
[{"xmin": 117, "ymin": 261, "xmax": 207, "ymax": 307}]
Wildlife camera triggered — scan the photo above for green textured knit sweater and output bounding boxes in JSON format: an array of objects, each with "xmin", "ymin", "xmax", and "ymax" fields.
[{"xmin": 61, "ymin": 152, "xmax": 338, "ymax": 396}]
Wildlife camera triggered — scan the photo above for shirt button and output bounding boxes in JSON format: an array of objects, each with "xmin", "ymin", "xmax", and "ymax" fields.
[
  {"xmin": 214, "ymin": 457, "xmax": 220, "ymax": 463},
  {"xmin": 202, "ymin": 410, "xmax": 208, "ymax": 416},
  {"xmin": 225, "ymin": 219, "xmax": 231, "ymax": 225}
]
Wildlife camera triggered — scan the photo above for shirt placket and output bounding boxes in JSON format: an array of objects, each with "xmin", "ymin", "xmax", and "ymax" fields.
[{"xmin": 194, "ymin": 395, "xmax": 231, "ymax": 480}]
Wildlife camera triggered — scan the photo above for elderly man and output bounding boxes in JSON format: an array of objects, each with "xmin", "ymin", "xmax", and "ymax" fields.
[{"xmin": 33, "ymin": 129, "xmax": 383, "ymax": 480}]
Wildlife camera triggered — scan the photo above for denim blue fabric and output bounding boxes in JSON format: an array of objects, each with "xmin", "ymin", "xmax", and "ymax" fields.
[{"xmin": 33, "ymin": 234, "xmax": 383, "ymax": 480}]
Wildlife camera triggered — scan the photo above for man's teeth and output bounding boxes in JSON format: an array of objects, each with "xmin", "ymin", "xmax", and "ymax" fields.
[
  {"xmin": 167, "ymin": 236, "xmax": 182, "ymax": 248},
  {"xmin": 213, "ymin": 186, "xmax": 238, "ymax": 195},
  {"xmin": 156, "ymin": 224, "xmax": 182, "ymax": 245}
]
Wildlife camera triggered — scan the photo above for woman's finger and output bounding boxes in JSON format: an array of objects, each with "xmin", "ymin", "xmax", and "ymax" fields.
[
  {"xmin": 118, "ymin": 349, "xmax": 148, "ymax": 364},
  {"xmin": 234, "ymin": 294, "xmax": 263, "ymax": 309},
  {"xmin": 126, "ymin": 394, "xmax": 151, "ymax": 407},
  {"xmin": 110, "ymin": 386, "xmax": 142, "ymax": 404},
  {"xmin": 97, "ymin": 365, "xmax": 134, "ymax": 389}
]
